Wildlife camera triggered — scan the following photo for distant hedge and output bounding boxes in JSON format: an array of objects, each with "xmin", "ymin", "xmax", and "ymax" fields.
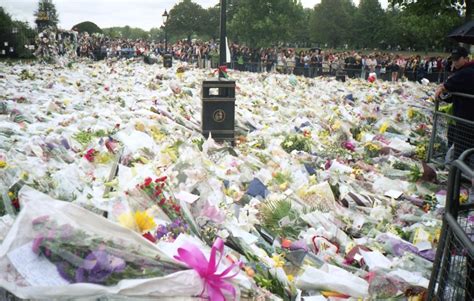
[{"xmin": 72, "ymin": 21, "xmax": 102, "ymax": 34}]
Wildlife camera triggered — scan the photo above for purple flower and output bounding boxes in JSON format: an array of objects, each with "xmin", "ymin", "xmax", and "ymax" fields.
[
  {"xmin": 289, "ymin": 239, "xmax": 308, "ymax": 251},
  {"xmin": 56, "ymin": 262, "xmax": 74, "ymax": 283},
  {"xmin": 156, "ymin": 224, "xmax": 169, "ymax": 239},
  {"xmin": 61, "ymin": 138, "xmax": 70, "ymax": 149},
  {"xmin": 75, "ymin": 249, "xmax": 126, "ymax": 284}
]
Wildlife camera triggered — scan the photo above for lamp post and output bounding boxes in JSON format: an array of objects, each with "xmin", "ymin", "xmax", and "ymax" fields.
[
  {"xmin": 219, "ymin": 0, "xmax": 226, "ymax": 79},
  {"xmin": 162, "ymin": 9, "xmax": 172, "ymax": 68},
  {"xmin": 201, "ymin": 0, "xmax": 236, "ymax": 145},
  {"xmin": 162, "ymin": 9, "xmax": 169, "ymax": 54}
]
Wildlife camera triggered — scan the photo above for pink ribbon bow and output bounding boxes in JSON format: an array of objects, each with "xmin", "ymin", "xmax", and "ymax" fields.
[{"xmin": 175, "ymin": 238, "xmax": 241, "ymax": 301}]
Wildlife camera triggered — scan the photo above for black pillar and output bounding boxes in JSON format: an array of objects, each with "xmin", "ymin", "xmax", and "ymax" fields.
[{"xmin": 219, "ymin": 0, "xmax": 226, "ymax": 79}]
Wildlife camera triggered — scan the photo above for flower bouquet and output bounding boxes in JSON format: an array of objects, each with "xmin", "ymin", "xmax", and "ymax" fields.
[{"xmin": 0, "ymin": 186, "xmax": 222, "ymax": 299}]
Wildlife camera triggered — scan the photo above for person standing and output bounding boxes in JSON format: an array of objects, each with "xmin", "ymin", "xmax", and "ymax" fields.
[{"xmin": 435, "ymin": 47, "xmax": 474, "ymax": 161}]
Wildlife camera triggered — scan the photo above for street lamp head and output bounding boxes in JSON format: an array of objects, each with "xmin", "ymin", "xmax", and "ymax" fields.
[{"xmin": 162, "ymin": 10, "xmax": 169, "ymax": 25}]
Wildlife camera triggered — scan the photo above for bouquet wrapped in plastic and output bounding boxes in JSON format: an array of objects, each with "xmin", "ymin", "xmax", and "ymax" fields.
[{"xmin": 0, "ymin": 186, "xmax": 248, "ymax": 300}]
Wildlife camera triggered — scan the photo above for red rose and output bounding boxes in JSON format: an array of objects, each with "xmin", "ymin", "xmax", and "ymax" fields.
[{"xmin": 144, "ymin": 177, "xmax": 152, "ymax": 187}]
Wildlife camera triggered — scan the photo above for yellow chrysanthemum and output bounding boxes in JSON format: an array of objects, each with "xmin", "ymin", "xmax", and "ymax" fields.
[
  {"xmin": 271, "ymin": 254, "xmax": 285, "ymax": 268},
  {"xmin": 134, "ymin": 211, "xmax": 156, "ymax": 233},
  {"xmin": 287, "ymin": 274, "xmax": 294, "ymax": 282},
  {"xmin": 379, "ymin": 122, "xmax": 389, "ymax": 134}
]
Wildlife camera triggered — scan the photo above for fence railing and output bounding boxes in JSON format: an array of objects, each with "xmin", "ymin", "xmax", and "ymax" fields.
[{"xmin": 427, "ymin": 94, "xmax": 474, "ymax": 167}]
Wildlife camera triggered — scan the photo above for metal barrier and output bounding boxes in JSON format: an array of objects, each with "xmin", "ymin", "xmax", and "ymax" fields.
[
  {"xmin": 427, "ymin": 149, "xmax": 474, "ymax": 301},
  {"xmin": 427, "ymin": 93, "xmax": 474, "ymax": 167},
  {"xmin": 225, "ymin": 61, "xmax": 447, "ymax": 83}
]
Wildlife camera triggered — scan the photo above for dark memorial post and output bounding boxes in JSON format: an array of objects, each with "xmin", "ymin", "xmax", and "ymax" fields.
[
  {"xmin": 201, "ymin": 0, "xmax": 236, "ymax": 145},
  {"xmin": 162, "ymin": 10, "xmax": 172, "ymax": 68}
]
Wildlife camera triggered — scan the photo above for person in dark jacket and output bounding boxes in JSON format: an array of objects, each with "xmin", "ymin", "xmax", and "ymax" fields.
[{"xmin": 435, "ymin": 46, "xmax": 474, "ymax": 161}]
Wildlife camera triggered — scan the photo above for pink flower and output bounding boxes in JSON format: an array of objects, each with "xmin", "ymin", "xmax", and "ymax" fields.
[
  {"xmin": 84, "ymin": 148, "xmax": 96, "ymax": 162},
  {"xmin": 325, "ymin": 159, "xmax": 332, "ymax": 170},
  {"xmin": 201, "ymin": 203, "xmax": 226, "ymax": 223},
  {"xmin": 342, "ymin": 141, "xmax": 356, "ymax": 152}
]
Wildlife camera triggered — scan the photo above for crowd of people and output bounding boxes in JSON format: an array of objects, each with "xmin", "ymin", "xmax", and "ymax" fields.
[{"xmin": 36, "ymin": 29, "xmax": 453, "ymax": 83}]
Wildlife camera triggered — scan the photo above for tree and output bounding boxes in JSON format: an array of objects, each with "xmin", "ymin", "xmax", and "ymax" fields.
[
  {"xmin": 309, "ymin": 0, "xmax": 356, "ymax": 48},
  {"xmin": 202, "ymin": 5, "xmax": 220, "ymax": 40},
  {"xmin": 34, "ymin": 0, "xmax": 59, "ymax": 30},
  {"xmin": 381, "ymin": 5, "xmax": 462, "ymax": 51},
  {"xmin": 389, "ymin": 0, "xmax": 472, "ymax": 22},
  {"xmin": 1, "ymin": 8, "xmax": 35, "ymax": 58},
  {"xmin": 166, "ymin": 0, "xmax": 207, "ymax": 41},
  {"xmin": 149, "ymin": 27, "xmax": 165, "ymax": 41},
  {"xmin": 72, "ymin": 21, "xmax": 102, "ymax": 34},
  {"xmin": 353, "ymin": 0, "xmax": 386, "ymax": 49},
  {"xmin": 229, "ymin": 0, "xmax": 304, "ymax": 47},
  {"xmin": 102, "ymin": 26, "xmax": 149, "ymax": 40}
]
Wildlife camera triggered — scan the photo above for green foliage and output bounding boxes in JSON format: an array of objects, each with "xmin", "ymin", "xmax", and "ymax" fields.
[
  {"xmin": 0, "ymin": 8, "xmax": 35, "ymax": 59},
  {"xmin": 34, "ymin": 0, "xmax": 59, "ymax": 29},
  {"xmin": 166, "ymin": 0, "xmax": 207, "ymax": 41},
  {"xmin": 408, "ymin": 164, "xmax": 423, "ymax": 182},
  {"xmin": 102, "ymin": 26, "xmax": 149, "ymax": 40},
  {"xmin": 72, "ymin": 21, "xmax": 102, "ymax": 34},
  {"xmin": 73, "ymin": 129, "xmax": 109, "ymax": 146},
  {"xmin": 310, "ymin": 0, "xmax": 356, "ymax": 48},
  {"xmin": 281, "ymin": 134, "xmax": 311, "ymax": 153},
  {"xmin": 229, "ymin": 0, "xmax": 306, "ymax": 47},
  {"xmin": 353, "ymin": 0, "xmax": 386, "ymax": 48},
  {"xmin": 259, "ymin": 199, "xmax": 305, "ymax": 240}
]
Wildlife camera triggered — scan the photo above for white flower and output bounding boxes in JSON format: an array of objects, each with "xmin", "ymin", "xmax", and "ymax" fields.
[{"xmin": 216, "ymin": 229, "xmax": 229, "ymax": 239}]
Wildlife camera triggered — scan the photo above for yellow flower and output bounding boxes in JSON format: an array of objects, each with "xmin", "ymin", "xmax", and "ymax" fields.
[
  {"xmin": 95, "ymin": 152, "xmax": 113, "ymax": 164},
  {"xmin": 8, "ymin": 191, "xmax": 14, "ymax": 198},
  {"xmin": 271, "ymin": 254, "xmax": 285, "ymax": 268},
  {"xmin": 379, "ymin": 122, "xmax": 389, "ymax": 134},
  {"xmin": 150, "ymin": 126, "xmax": 166, "ymax": 142},
  {"xmin": 135, "ymin": 121, "xmax": 146, "ymax": 132},
  {"xmin": 287, "ymin": 274, "xmax": 294, "ymax": 282},
  {"xmin": 20, "ymin": 172, "xmax": 29, "ymax": 180},
  {"xmin": 0, "ymin": 160, "xmax": 7, "ymax": 168},
  {"xmin": 460, "ymin": 193, "xmax": 468, "ymax": 204},
  {"xmin": 118, "ymin": 213, "xmax": 136, "ymax": 231},
  {"xmin": 407, "ymin": 108, "xmax": 415, "ymax": 119},
  {"xmin": 332, "ymin": 120, "xmax": 342, "ymax": 131},
  {"xmin": 134, "ymin": 211, "xmax": 157, "ymax": 233},
  {"xmin": 118, "ymin": 211, "xmax": 156, "ymax": 233}
]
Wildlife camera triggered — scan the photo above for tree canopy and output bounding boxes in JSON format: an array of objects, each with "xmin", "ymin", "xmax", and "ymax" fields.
[
  {"xmin": 1, "ymin": 7, "xmax": 36, "ymax": 58},
  {"xmin": 166, "ymin": 0, "xmax": 207, "ymax": 41},
  {"xmin": 34, "ymin": 0, "xmax": 59, "ymax": 30},
  {"xmin": 72, "ymin": 21, "xmax": 102, "ymax": 34}
]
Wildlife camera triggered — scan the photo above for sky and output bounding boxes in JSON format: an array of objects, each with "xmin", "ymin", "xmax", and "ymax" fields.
[{"xmin": 2, "ymin": 0, "xmax": 389, "ymax": 31}]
